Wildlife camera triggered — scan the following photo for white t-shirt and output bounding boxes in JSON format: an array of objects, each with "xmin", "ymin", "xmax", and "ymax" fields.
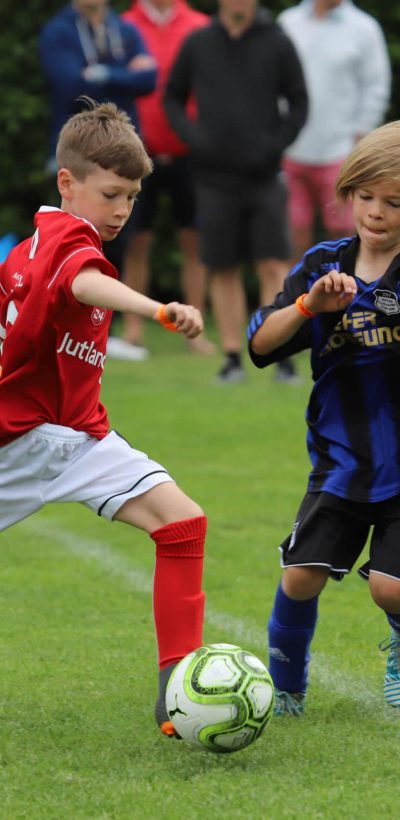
[{"xmin": 278, "ymin": 0, "xmax": 391, "ymax": 164}]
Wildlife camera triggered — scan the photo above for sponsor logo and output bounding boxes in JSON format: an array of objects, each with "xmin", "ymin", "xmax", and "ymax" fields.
[
  {"xmin": 288, "ymin": 521, "xmax": 299, "ymax": 551},
  {"xmin": 320, "ymin": 310, "xmax": 400, "ymax": 356},
  {"xmin": 373, "ymin": 289, "xmax": 400, "ymax": 315},
  {"xmin": 57, "ymin": 331, "xmax": 106, "ymax": 369},
  {"xmin": 91, "ymin": 306, "xmax": 106, "ymax": 326},
  {"xmin": 12, "ymin": 272, "xmax": 24, "ymax": 288},
  {"xmin": 168, "ymin": 694, "xmax": 187, "ymax": 718}
]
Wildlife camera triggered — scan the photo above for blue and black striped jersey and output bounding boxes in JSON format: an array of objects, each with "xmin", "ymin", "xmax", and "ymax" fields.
[{"xmin": 248, "ymin": 236, "xmax": 400, "ymax": 503}]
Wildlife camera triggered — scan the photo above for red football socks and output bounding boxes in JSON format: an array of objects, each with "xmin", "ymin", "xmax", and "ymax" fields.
[{"xmin": 151, "ymin": 515, "xmax": 207, "ymax": 669}]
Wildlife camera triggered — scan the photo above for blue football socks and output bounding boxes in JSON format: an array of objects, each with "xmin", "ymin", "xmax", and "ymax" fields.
[{"xmin": 268, "ymin": 582, "xmax": 318, "ymax": 694}]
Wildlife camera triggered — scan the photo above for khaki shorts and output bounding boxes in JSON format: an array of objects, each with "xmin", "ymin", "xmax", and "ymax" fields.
[{"xmin": 0, "ymin": 423, "xmax": 173, "ymax": 532}]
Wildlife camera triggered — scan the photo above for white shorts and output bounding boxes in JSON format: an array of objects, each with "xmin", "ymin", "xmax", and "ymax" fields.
[{"xmin": 0, "ymin": 423, "xmax": 173, "ymax": 532}]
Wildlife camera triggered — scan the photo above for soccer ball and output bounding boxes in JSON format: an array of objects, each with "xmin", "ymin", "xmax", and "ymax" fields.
[{"xmin": 166, "ymin": 643, "xmax": 275, "ymax": 753}]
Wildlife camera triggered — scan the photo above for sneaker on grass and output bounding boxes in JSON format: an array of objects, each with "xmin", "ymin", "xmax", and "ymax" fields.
[
  {"xmin": 106, "ymin": 336, "xmax": 149, "ymax": 362},
  {"xmin": 216, "ymin": 356, "xmax": 246, "ymax": 385},
  {"xmin": 274, "ymin": 358, "xmax": 303, "ymax": 385},
  {"xmin": 274, "ymin": 690, "xmax": 305, "ymax": 716},
  {"xmin": 379, "ymin": 629, "xmax": 400, "ymax": 707}
]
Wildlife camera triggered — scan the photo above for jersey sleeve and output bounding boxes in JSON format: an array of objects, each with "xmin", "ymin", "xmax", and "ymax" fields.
[
  {"xmin": 45, "ymin": 226, "xmax": 117, "ymax": 308},
  {"xmin": 247, "ymin": 263, "xmax": 313, "ymax": 368}
]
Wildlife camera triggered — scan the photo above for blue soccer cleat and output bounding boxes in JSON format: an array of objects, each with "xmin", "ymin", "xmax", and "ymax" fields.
[
  {"xmin": 379, "ymin": 629, "xmax": 400, "ymax": 707},
  {"xmin": 274, "ymin": 689, "xmax": 305, "ymax": 716}
]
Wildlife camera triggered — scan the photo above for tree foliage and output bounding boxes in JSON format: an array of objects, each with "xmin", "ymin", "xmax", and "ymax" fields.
[{"xmin": 1, "ymin": 0, "xmax": 400, "ymax": 240}]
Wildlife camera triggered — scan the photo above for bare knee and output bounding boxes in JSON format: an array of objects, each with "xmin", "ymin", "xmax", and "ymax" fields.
[
  {"xmin": 369, "ymin": 572, "xmax": 400, "ymax": 612},
  {"xmin": 114, "ymin": 482, "xmax": 204, "ymax": 532},
  {"xmin": 177, "ymin": 498, "xmax": 204, "ymax": 520},
  {"xmin": 282, "ymin": 566, "xmax": 329, "ymax": 600}
]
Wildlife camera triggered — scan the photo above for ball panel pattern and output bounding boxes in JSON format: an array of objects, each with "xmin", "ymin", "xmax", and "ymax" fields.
[{"xmin": 166, "ymin": 644, "xmax": 275, "ymax": 753}]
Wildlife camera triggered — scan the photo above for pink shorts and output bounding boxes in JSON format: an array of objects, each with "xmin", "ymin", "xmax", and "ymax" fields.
[{"xmin": 283, "ymin": 158, "xmax": 354, "ymax": 235}]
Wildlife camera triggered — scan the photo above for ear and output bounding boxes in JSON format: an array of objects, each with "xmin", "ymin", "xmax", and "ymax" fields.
[{"xmin": 57, "ymin": 168, "xmax": 75, "ymax": 200}]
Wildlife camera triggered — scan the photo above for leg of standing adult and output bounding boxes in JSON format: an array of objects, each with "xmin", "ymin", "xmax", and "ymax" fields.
[
  {"xmin": 120, "ymin": 230, "xmax": 153, "ymax": 348},
  {"xmin": 105, "ymin": 222, "xmax": 151, "ymax": 362},
  {"xmin": 178, "ymin": 227, "xmax": 216, "ymax": 356},
  {"xmin": 195, "ymin": 182, "xmax": 247, "ymax": 383},
  {"xmin": 106, "ymin": 227, "xmax": 153, "ymax": 361},
  {"xmin": 108, "ymin": 163, "xmax": 158, "ymax": 361},
  {"xmin": 252, "ymin": 173, "xmax": 301, "ymax": 384},
  {"xmin": 290, "ymin": 225, "xmax": 314, "ymax": 262},
  {"xmin": 210, "ymin": 266, "xmax": 247, "ymax": 383},
  {"xmin": 256, "ymin": 258, "xmax": 289, "ymax": 306},
  {"xmin": 256, "ymin": 258, "xmax": 302, "ymax": 382}
]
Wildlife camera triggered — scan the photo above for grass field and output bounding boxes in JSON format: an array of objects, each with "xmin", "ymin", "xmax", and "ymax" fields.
[{"xmin": 1, "ymin": 321, "xmax": 400, "ymax": 819}]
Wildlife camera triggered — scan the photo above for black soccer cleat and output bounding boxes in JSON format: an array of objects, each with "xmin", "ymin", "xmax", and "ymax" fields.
[{"xmin": 155, "ymin": 662, "xmax": 182, "ymax": 739}]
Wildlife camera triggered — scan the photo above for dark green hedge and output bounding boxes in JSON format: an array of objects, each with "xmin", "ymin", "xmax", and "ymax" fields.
[{"xmin": 1, "ymin": 0, "xmax": 400, "ymax": 243}]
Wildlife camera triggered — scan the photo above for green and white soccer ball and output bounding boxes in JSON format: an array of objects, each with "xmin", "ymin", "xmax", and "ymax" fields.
[{"xmin": 166, "ymin": 643, "xmax": 275, "ymax": 753}]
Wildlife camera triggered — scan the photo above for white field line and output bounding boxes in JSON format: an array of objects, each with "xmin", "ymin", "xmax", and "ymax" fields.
[{"xmin": 17, "ymin": 520, "xmax": 400, "ymax": 722}]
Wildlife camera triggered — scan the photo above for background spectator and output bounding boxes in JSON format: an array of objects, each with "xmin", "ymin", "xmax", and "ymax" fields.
[
  {"xmin": 39, "ymin": 0, "xmax": 157, "ymax": 360},
  {"xmin": 39, "ymin": 0, "xmax": 157, "ymax": 172},
  {"xmin": 278, "ymin": 0, "xmax": 391, "ymax": 261},
  {"xmin": 164, "ymin": 0, "xmax": 308, "ymax": 383},
  {"xmin": 119, "ymin": 0, "xmax": 216, "ymax": 360}
]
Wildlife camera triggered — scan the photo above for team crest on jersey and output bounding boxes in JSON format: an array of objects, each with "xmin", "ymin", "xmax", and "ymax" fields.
[
  {"xmin": 373, "ymin": 289, "xmax": 400, "ymax": 315},
  {"xmin": 91, "ymin": 306, "xmax": 106, "ymax": 326}
]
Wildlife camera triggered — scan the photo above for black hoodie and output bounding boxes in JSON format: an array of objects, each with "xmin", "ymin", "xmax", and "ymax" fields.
[{"xmin": 164, "ymin": 9, "xmax": 308, "ymax": 188}]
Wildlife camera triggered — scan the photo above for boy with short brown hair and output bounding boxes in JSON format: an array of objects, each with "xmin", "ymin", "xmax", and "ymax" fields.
[{"xmin": 0, "ymin": 100, "xmax": 206, "ymax": 738}]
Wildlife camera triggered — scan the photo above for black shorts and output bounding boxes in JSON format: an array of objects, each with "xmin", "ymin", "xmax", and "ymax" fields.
[
  {"xmin": 195, "ymin": 174, "xmax": 291, "ymax": 269},
  {"xmin": 132, "ymin": 155, "xmax": 196, "ymax": 231},
  {"xmin": 280, "ymin": 491, "xmax": 400, "ymax": 581}
]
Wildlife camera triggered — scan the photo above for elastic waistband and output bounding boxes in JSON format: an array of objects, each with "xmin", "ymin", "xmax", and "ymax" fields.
[{"xmin": 32, "ymin": 423, "xmax": 90, "ymax": 443}]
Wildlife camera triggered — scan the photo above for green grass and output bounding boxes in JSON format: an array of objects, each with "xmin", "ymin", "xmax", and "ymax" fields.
[{"xmin": 1, "ymin": 322, "xmax": 400, "ymax": 819}]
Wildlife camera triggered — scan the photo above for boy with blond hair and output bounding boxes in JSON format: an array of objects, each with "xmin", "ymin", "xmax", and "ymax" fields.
[
  {"xmin": 0, "ymin": 100, "xmax": 206, "ymax": 738},
  {"xmin": 248, "ymin": 121, "xmax": 400, "ymax": 714}
]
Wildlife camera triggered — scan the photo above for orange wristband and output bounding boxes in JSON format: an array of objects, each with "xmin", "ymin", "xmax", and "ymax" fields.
[
  {"xmin": 295, "ymin": 293, "xmax": 316, "ymax": 319},
  {"xmin": 155, "ymin": 304, "xmax": 178, "ymax": 332}
]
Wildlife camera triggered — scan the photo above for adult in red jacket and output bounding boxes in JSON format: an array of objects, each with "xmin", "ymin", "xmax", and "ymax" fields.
[{"xmin": 116, "ymin": 0, "xmax": 215, "ymax": 360}]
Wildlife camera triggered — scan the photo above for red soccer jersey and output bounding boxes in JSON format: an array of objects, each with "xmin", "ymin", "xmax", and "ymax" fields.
[{"xmin": 0, "ymin": 207, "xmax": 117, "ymax": 446}]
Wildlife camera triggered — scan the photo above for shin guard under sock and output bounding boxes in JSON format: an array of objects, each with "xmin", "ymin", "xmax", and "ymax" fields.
[
  {"xmin": 151, "ymin": 515, "xmax": 207, "ymax": 671},
  {"xmin": 268, "ymin": 582, "xmax": 318, "ymax": 694}
]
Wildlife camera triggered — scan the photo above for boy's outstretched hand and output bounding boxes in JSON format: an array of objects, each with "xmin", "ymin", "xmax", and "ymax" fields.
[
  {"xmin": 159, "ymin": 302, "xmax": 204, "ymax": 338},
  {"xmin": 306, "ymin": 272, "xmax": 357, "ymax": 314}
]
